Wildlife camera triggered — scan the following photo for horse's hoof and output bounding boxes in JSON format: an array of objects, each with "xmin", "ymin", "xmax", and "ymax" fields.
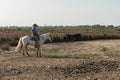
[{"xmin": 23, "ymin": 54, "xmax": 25, "ymax": 56}]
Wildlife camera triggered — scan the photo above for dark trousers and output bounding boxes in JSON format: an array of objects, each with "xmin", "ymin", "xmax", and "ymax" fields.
[{"xmin": 32, "ymin": 34, "xmax": 39, "ymax": 48}]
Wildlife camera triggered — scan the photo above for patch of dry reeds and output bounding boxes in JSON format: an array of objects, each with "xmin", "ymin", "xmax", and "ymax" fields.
[{"xmin": 1, "ymin": 26, "xmax": 120, "ymax": 46}]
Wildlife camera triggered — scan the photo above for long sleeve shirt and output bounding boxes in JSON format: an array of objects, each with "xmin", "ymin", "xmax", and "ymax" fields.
[{"xmin": 32, "ymin": 27, "xmax": 38, "ymax": 35}]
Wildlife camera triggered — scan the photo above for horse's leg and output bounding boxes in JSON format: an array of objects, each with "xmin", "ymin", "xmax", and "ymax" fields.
[
  {"xmin": 36, "ymin": 46, "xmax": 41, "ymax": 57},
  {"xmin": 22, "ymin": 46, "xmax": 25, "ymax": 56},
  {"xmin": 36, "ymin": 47, "xmax": 39, "ymax": 57},
  {"xmin": 25, "ymin": 45, "xmax": 30, "ymax": 56},
  {"xmin": 39, "ymin": 47, "xmax": 41, "ymax": 57}
]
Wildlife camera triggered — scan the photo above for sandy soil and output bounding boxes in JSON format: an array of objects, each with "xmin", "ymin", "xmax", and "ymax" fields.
[{"xmin": 0, "ymin": 40, "xmax": 120, "ymax": 80}]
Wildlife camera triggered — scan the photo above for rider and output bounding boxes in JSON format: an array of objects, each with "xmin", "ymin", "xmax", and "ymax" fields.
[{"xmin": 31, "ymin": 24, "xmax": 40, "ymax": 48}]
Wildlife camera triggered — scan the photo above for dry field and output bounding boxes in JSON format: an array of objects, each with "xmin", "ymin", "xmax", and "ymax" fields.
[{"xmin": 0, "ymin": 40, "xmax": 120, "ymax": 80}]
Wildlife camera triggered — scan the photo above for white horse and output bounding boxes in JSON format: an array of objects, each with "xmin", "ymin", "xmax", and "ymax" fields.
[{"xmin": 15, "ymin": 33, "xmax": 53, "ymax": 57}]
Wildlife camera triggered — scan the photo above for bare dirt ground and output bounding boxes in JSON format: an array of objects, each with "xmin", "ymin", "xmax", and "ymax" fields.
[{"xmin": 0, "ymin": 40, "xmax": 120, "ymax": 80}]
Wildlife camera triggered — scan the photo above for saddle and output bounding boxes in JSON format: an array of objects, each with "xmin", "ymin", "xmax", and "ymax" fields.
[
  {"xmin": 30, "ymin": 37, "xmax": 35, "ymax": 41},
  {"xmin": 30, "ymin": 35, "xmax": 37, "ymax": 41},
  {"xmin": 30, "ymin": 35, "xmax": 39, "ymax": 48}
]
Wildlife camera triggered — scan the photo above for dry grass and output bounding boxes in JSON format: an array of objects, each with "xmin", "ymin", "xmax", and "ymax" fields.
[
  {"xmin": 0, "ymin": 40, "xmax": 120, "ymax": 80},
  {"xmin": 1, "ymin": 26, "xmax": 120, "ymax": 47},
  {"xmin": 1, "ymin": 26, "xmax": 120, "ymax": 80},
  {"xmin": 0, "ymin": 43, "xmax": 9, "ymax": 50},
  {"xmin": 104, "ymin": 50, "xmax": 120, "ymax": 57}
]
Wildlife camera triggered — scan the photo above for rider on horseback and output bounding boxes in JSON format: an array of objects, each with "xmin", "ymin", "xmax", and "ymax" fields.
[{"xmin": 31, "ymin": 24, "xmax": 40, "ymax": 48}]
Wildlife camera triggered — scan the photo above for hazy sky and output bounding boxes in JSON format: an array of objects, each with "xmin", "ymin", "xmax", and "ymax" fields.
[{"xmin": 0, "ymin": 0, "xmax": 120, "ymax": 26}]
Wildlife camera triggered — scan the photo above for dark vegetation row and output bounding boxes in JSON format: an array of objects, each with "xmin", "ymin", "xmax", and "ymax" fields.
[{"xmin": 1, "ymin": 25, "xmax": 120, "ymax": 50}]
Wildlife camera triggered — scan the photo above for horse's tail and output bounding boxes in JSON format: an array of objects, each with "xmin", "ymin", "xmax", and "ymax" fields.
[{"xmin": 15, "ymin": 37, "xmax": 23, "ymax": 52}]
